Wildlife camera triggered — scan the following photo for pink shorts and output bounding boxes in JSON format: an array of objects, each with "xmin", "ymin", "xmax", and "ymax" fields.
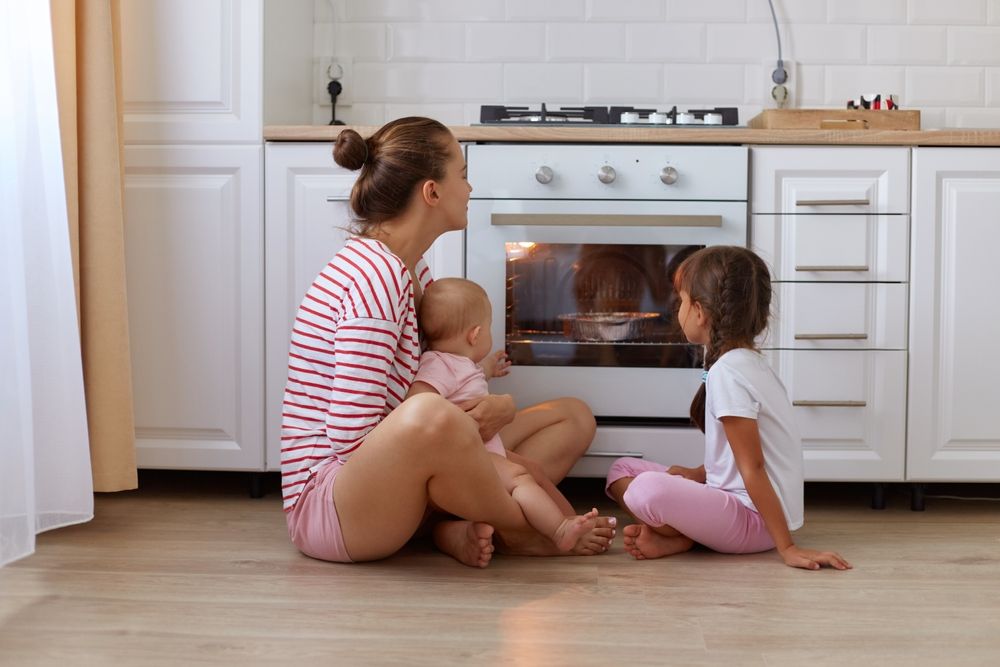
[
  {"xmin": 484, "ymin": 434, "xmax": 506, "ymax": 458},
  {"xmin": 286, "ymin": 458, "xmax": 353, "ymax": 563},
  {"xmin": 606, "ymin": 457, "xmax": 775, "ymax": 554}
]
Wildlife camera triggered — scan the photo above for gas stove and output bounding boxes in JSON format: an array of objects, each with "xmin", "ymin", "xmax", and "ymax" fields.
[{"xmin": 479, "ymin": 103, "xmax": 739, "ymax": 126}]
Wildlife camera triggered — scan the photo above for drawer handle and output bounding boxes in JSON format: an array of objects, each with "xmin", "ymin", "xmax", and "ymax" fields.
[
  {"xmin": 795, "ymin": 264, "xmax": 870, "ymax": 272},
  {"xmin": 794, "ymin": 333, "xmax": 868, "ymax": 340},
  {"xmin": 795, "ymin": 198, "xmax": 870, "ymax": 207},
  {"xmin": 793, "ymin": 400, "xmax": 867, "ymax": 408},
  {"xmin": 584, "ymin": 451, "xmax": 644, "ymax": 458},
  {"xmin": 325, "ymin": 195, "xmax": 350, "ymax": 202}
]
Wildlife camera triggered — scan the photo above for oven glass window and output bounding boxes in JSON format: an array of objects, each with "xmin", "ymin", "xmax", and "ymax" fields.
[{"xmin": 504, "ymin": 243, "xmax": 705, "ymax": 368}]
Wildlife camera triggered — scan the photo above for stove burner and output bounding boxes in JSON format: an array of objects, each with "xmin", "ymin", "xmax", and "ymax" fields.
[{"xmin": 479, "ymin": 104, "xmax": 739, "ymax": 126}]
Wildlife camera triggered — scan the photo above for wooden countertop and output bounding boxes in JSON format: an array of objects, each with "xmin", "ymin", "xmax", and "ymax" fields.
[{"xmin": 265, "ymin": 124, "xmax": 1000, "ymax": 146}]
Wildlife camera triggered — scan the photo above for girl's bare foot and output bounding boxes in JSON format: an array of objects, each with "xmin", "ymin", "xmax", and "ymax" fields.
[
  {"xmin": 572, "ymin": 515, "xmax": 617, "ymax": 555},
  {"xmin": 432, "ymin": 520, "xmax": 495, "ymax": 568},
  {"xmin": 622, "ymin": 523, "xmax": 694, "ymax": 560},
  {"xmin": 552, "ymin": 508, "xmax": 599, "ymax": 552}
]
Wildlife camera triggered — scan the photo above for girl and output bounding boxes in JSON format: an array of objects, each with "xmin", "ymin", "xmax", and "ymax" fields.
[
  {"xmin": 281, "ymin": 117, "xmax": 609, "ymax": 568},
  {"xmin": 606, "ymin": 246, "xmax": 851, "ymax": 570}
]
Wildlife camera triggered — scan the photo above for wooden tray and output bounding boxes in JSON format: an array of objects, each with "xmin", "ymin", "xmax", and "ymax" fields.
[{"xmin": 748, "ymin": 109, "xmax": 921, "ymax": 131}]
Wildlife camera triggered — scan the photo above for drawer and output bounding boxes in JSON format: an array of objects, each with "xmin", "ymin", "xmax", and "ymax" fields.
[
  {"xmin": 752, "ymin": 213, "xmax": 909, "ymax": 282},
  {"xmin": 764, "ymin": 282, "xmax": 907, "ymax": 350},
  {"xmin": 568, "ymin": 425, "xmax": 704, "ymax": 478},
  {"xmin": 764, "ymin": 350, "xmax": 906, "ymax": 481},
  {"xmin": 752, "ymin": 147, "xmax": 910, "ymax": 214}
]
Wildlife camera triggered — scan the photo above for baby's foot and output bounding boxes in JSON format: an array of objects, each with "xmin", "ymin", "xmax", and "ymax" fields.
[
  {"xmin": 432, "ymin": 520, "xmax": 495, "ymax": 568},
  {"xmin": 552, "ymin": 508, "xmax": 599, "ymax": 552},
  {"xmin": 622, "ymin": 523, "xmax": 693, "ymax": 560},
  {"xmin": 572, "ymin": 515, "xmax": 617, "ymax": 556}
]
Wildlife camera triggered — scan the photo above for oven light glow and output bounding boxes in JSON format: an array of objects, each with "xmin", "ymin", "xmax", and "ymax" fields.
[{"xmin": 505, "ymin": 242, "xmax": 537, "ymax": 261}]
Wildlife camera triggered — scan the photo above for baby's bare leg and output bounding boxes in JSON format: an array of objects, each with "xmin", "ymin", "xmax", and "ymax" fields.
[{"xmin": 491, "ymin": 454, "xmax": 598, "ymax": 553}]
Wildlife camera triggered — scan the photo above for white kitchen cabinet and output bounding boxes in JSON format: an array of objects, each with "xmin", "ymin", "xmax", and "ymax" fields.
[
  {"xmin": 752, "ymin": 147, "xmax": 910, "ymax": 482},
  {"xmin": 124, "ymin": 145, "xmax": 264, "ymax": 470},
  {"xmin": 264, "ymin": 142, "xmax": 466, "ymax": 470},
  {"xmin": 120, "ymin": 0, "xmax": 262, "ymax": 144},
  {"xmin": 908, "ymin": 148, "xmax": 1000, "ymax": 480}
]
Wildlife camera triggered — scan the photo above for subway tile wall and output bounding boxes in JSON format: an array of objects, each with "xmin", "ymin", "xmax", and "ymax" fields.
[{"xmin": 312, "ymin": 0, "xmax": 1000, "ymax": 128}]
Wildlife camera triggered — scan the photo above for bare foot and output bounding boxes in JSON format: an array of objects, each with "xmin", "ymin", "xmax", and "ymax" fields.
[
  {"xmin": 432, "ymin": 520, "xmax": 495, "ymax": 568},
  {"xmin": 551, "ymin": 508, "xmax": 599, "ymax": 552},
  {"xmin": 572, "ymin": 515, "xmax": 617, "ymax": 555},
  {"xmin": 622, "ymin": 524, "xmax": 694, "ymax": 560}
]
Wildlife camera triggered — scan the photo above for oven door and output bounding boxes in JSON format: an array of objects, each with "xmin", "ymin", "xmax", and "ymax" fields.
[{"xmin": 466, "ymin": 199, "xmax": 748, "ymax": 420}]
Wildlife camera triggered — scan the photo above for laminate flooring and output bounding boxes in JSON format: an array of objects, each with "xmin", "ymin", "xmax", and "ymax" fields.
[{"xmin": 2, "ymin": 472, "xmax": 1000, "ymax": 666}]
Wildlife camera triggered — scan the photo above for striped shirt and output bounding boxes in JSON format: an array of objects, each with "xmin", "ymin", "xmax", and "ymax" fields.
[{"xmin": 280, "ymin": 237, "xmax": 432, "ymax": 511}]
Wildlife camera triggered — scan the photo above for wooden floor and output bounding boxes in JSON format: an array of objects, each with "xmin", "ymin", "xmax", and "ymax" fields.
[{"xmin": 2, "ymin": 473, "xmax": 1000, "ymax": 666}]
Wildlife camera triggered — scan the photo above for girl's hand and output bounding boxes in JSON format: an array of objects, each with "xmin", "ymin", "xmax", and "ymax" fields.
[
  {"xmin": 479, "ymin": 350, "xmax": 511, "ymax": 379},
  {"xmin": 457, "ymin": 393, "xmax": 516, "ymax": 441},
  {"xmin": 666, "ymin": 465, "xmax": 706, "ymax": 484},
  {"xmin": 779, "ymin": 544, "xmax": 852, "ymax": 571}
]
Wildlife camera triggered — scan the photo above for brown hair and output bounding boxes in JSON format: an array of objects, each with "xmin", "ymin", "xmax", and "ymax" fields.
[
  {"xmin": 419, "ymin": 278, "xmax": 491, "ymax": 345},
  {"xmin": 673, "ymin": 246, "xmax": 772, "ymax": 432},
  {"xmin": 332, "ymin": 116, "xmax": 454, "ymax": 233}
]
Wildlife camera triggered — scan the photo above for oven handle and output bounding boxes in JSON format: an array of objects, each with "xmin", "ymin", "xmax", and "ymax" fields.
[
  {"xmin": 584, "ymin": 451, "xmax": 645, "ymax": 458},
  {"xmin": 490, "ymin": 213, "xmax": 723, "ymax": 227}
]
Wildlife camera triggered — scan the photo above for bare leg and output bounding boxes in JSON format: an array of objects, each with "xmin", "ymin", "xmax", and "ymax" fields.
[
  {"xmin": 499, "ymin": 398, "xmax": 596, "ymax": 483},
  {"xmin": 333, "ymin": 393, "xmax": 531, "ymax": 564},
  {"xmin": 493, "ymin": 456, "xmax": 599, "ymax": 552},
  {"xmin": 610, "ymin": 474, "xmax": 694, "ymax": 560}
]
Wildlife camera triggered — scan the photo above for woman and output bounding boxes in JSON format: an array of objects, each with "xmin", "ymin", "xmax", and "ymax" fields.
[{"xmin": 281, "ymin": 117, "xmax": 607, "ymax": 567}]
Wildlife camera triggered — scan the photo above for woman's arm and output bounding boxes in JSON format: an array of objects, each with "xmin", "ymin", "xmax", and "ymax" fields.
[
  {"xmin": 456, "ymin": 393, "xmax": 516, "ymax": 442},
  {"xmin": 723, "ymin": 416, "xmax": 851, "ymax": 571}
]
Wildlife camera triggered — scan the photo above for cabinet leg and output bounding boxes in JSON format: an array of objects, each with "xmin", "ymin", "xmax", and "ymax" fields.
[
  {"xmin": 249, "ymin": 472, "xmax": 266, "ymax": 499},
  {"xmin": 870, "ymin": 482, "xmax": 887, "ymax": 510},
  {"xmin": 910, "ymin": 483, "xmax": 926, "ymax": 512}
]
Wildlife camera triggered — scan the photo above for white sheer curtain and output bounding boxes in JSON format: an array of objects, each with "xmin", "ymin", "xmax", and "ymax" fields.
[{"xmin": 1, "ymin": 0, "xmax": 94, "ymax": 567}]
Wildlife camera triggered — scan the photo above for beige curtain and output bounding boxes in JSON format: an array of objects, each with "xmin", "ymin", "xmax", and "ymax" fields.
[{"xmin": 50, "ymin": 0, "xmax": 137, "ymax": 492}]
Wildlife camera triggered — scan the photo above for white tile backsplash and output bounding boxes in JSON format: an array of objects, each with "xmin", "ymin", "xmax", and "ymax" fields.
[{"xmin": 311, "ymin": 0, "xmax": 1000, "ymax": 128}]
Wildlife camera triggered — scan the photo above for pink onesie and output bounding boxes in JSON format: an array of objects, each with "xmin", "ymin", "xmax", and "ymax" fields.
[{"xmin": 412, "ymin": 350, "xmax": 507, "ymax": 457}]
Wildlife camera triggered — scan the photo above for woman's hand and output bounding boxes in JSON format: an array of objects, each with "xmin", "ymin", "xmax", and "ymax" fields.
[
  {"xmin": 666, "ymin": 465, "xmax": 706, "ymax": 483},
  {"xmin": 479, "ymin": 350, "xmax": 511, "ymax": 379},
  {"xmin": 457, "ymin": 393, "xmax": 516, "ymax": 442},
  {"xmin": 779, "ymin": 544, "xmax": 852, "ymax": 571}
]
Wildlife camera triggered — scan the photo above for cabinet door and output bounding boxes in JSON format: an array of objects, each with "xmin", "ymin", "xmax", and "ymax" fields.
[
  {"xmin": 125, "ymin": 145, "xmax": 263, "ymax": 470},
  {"xmin": 909, "ymin": 148, "xmax": 1000, "ymax": 480},
  {"xmin": 263, "ymin": 143, "xmax": 466, "ymax": 469},
  {"xmin": 120, "ymin": 0, "xmax": 262, "ymax": 144},
  {"xmin": 752, "ymin": 147, "xmax": 910, "ymax": 215},
  {"xmin": 766, "ymin": 350, "xmax": 906, "ymax": 481}
]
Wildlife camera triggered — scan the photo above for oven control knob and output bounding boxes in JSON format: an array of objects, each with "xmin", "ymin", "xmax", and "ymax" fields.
[
  {"xmin": 660, "ymin": 166, "xmax": 679, "ymax": 185},
  {"xmin": 535, "ymin": 165, "xmax": 554, "ymax": 184},
  {"xmin": 597, "ymin": 165, "xmax": 617, "ymax": 184}
]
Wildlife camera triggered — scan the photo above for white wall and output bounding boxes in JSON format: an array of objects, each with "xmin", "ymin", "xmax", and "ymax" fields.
[
  {"xmin": 264, "ymin": 0, "xmax": 315, "ymax": 124},
  {"xmin": 309, "ymin": 0, "xmax": 1000, "ymax": 129}
]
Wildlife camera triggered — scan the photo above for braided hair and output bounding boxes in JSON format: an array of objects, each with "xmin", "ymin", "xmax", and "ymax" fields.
[{"xmin": 673, "ymin": 246, "xmax": 773, "ymax": 432}]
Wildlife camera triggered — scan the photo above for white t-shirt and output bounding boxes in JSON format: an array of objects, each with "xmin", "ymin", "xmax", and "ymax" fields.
[{"xmin": 704, "ymin": 348, "xmax": 804, "ymax": 530}]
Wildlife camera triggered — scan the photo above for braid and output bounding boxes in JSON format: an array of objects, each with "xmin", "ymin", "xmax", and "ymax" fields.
[{"xmin": 679, "ymin": 246, "xmax": 774, "ymax": 432}]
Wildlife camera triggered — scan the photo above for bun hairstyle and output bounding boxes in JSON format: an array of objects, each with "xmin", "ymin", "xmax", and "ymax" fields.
[
  {"xmin": 332, "ymin": 117, "xmax": 453, "ymax": 232},
  {"xmin": 673, "ymin": 246, "xmax": 772, "ymax": 432}
]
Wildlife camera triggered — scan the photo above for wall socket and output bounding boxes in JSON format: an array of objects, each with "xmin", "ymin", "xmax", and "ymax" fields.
[
  {"xmin": 763, "ymin": 58, "xmax": 797, "ymax": 109},
  {"xmin": 315, "ymin": 56, "xmax": 353, "ymax": 107}
]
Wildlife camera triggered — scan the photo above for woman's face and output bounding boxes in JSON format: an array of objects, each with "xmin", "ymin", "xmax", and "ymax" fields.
[{"xmin": 435, "ymin": 138, "xmax": 473, "ymax": 232}]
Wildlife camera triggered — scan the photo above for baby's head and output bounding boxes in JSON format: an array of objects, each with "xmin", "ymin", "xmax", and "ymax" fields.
[{"xmin": 419, "ymin": 278, "xmax": 493, "ymax": 360}]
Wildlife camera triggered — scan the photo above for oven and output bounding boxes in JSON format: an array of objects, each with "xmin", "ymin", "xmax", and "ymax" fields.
[{"xmin": 466, "ymin": 144, "xmax": 748, "ymax": 423}]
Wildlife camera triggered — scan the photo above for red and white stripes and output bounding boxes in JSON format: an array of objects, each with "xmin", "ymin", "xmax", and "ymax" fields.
[{"xmin": 280, "ymin": 238, "xmax": 430, "ymax": 510}]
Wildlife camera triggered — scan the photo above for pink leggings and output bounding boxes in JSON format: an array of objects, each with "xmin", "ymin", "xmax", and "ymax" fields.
[{"xmin": 606, "ymin": 457, "xmax": 775, "ymax": 554}]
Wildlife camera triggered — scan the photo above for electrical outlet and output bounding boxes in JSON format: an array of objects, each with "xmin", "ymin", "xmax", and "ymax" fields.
[
  {"xmin": 762, "ymin": 58, "xmax": 797, "ymax": 109},
  {"xmin": 315, "ymin": 56, "xmax": 353, "ymax": 107}
]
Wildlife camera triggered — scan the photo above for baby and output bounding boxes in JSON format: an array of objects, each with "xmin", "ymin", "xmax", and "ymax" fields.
[{"xmin": 407, "ymin": 278, "xmax": 599, "ymax": 552}]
